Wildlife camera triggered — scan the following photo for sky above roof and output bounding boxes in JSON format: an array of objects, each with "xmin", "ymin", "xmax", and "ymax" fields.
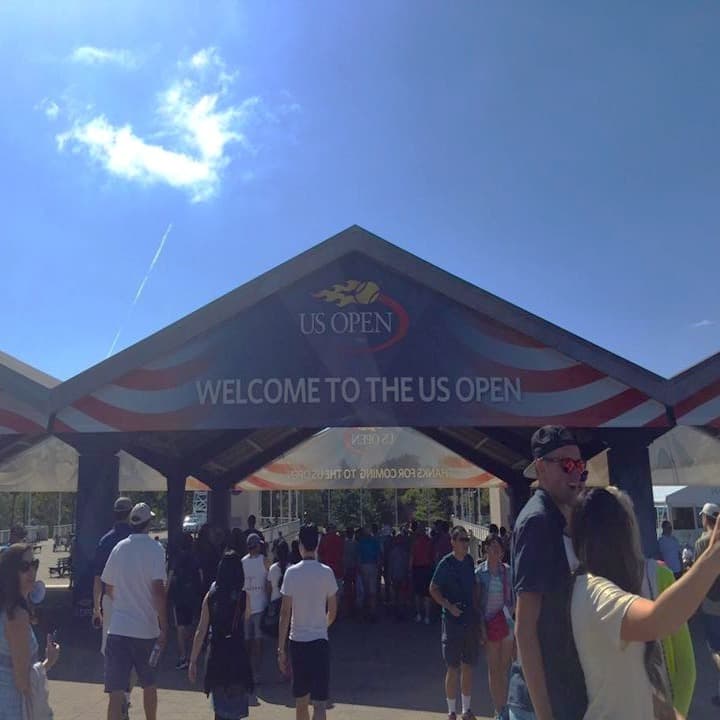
[{"xmin": 2, "ymin": 1, "xmax": 719, "ymax": 381}]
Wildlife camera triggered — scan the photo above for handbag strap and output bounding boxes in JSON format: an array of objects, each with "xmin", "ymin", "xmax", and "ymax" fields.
[{"xmin": 231, "ymin": 593, "xmax": 244, "ymax": 633}]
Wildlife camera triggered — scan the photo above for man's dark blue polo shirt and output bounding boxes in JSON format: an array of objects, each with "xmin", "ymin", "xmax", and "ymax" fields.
[
  {"xmin": 93, "ymin": 522, "xmax": 132, "ymax": 584},
  {"xmin": 507, "ymin": 488, "xmax": 587, "ymax": 719}
]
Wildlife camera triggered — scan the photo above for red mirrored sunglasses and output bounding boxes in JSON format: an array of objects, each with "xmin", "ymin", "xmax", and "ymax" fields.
[{"xmin": 541, "ymin": 457, "xmax": 588, "ymax": 480}]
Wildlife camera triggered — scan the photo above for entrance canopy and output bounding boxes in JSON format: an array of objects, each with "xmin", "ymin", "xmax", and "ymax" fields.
[
  {"xmin": 236, "ymin": 426, "xmax": 505, "ymax": 491},
  {"xmin": 0, "ymin": 225, "xmax": 719, "ymax": 497},
  {"xmin": 667, "ymin": 353, "xmax": 720, "ymax": 428},
  {"xmin": 44, "ymin": 226, "xmax": 670, "ymax": 435}
]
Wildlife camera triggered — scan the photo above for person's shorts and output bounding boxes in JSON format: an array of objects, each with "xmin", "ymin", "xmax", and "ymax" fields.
[
  {"xmin": 289, "ymin": 639, "xmax": 330, "ymax": 701},
  {"xmin": 244, "ymin": 612, "xmax": 263, "ymax": 640},
  {"xmin": 412, "ymin": 566, "xmax": 433, "ymax": 597},
  {"xmin": 174, "ymin": 603, "xmax": 197, "ymax": 627},
  {"xmin": 101, "ymin": 594, "xmax": 112, "ymax": 656},
  {"xmin": 441, "ymin": 617, "xmax": 480, "ymax": 668},
  {"xmin": 360, "ymin": 564, "xmax": 378, "ymax": 597},
  {"xmin": 104, "ymin": 634, "xmax": 158, "ymax": 692},
  {"xmin": 703, "ymin": 612, "xmax": 720, "ymax": 653}
]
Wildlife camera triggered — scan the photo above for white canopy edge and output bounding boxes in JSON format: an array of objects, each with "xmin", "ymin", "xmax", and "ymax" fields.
[{"xmin": 0, "ymin": 436, "xmax": 169, "ymax": 492}]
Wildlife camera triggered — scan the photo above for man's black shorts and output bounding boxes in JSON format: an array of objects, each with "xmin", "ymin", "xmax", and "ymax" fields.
[
  {"xmin": 174, "ymin": 603, "xmax": 197, "ymax": 627},
  {"xmin": 104, "ymin": 634, "xmax": 158, "ymax": 692},
  {"xmin": 441, "ymin": 617, "xmax": 479, "ymax": 668},
  {"xmin": 289, "ymin": 639, "xmax": 330, "ymax": 702}
]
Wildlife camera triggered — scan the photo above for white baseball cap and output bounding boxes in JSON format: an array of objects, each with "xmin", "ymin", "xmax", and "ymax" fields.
[
  {"xmin": 699, "ymin": 503, "xmax": 720, "ymax": 519},
  {"xmin": 129, "ymin": 502, "xmax": 156, "ymax": 526}
]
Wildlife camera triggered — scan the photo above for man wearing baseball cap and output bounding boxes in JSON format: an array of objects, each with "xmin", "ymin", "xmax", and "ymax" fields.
[
  {"xmin": 101, "ymin": 503, "xmax": 168, "ymax": 720},
  {"xmin": 93, "ymin": 498, "xmax": 134, "ymax": 649},
  {"xmin": 507, "ymin": 426, "xmax": 588, "ymax": 720},
  {"xmin": 695, "ymin": 502, "xmax": 720, "ymax": 706}
]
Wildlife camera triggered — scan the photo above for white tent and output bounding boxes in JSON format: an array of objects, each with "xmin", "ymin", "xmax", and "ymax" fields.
[
  {"xmin": 586, "ymin": 425, "xmax": 720, "ymax": 488},
  {"xmin": 0, "ymin": 436, "xmax": 182, "ymax": 492}
]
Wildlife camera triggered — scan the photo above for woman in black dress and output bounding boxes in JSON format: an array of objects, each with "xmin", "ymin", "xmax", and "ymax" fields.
[{"xmin": 188, "ymin": 551, "xmax": 254, "ymax": 720}]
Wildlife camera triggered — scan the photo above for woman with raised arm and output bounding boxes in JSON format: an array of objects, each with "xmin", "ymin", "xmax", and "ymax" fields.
[{"xmin": 571, "ymin": 488, "xmax": 719, "ymax": 720}]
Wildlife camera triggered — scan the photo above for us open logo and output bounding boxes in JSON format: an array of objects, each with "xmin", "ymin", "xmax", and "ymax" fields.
[{"xmin": 299, "ymin": 280, "xmax": 409, "ymax": 353}]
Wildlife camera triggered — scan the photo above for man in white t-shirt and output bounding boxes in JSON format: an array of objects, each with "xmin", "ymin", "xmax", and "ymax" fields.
[
  {"xmin": 278, "ymin": 524, "xmax": 338, "ymax": 720},
  {"xmin": 101, "ymin": 503, "xmax": 167, "ymax": 720},
  {"xmin": 242, "ymin": 532, "xmax": 270, "ymax": 690}
]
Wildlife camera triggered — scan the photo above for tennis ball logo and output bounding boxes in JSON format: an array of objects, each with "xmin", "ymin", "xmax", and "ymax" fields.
[
  {"xmin": 314, "ymin": 280, "xmax": 381, "ymax": 307},
  {"xmin": 352, "ymin": 281, "xmax": 380, "ymax": 305}
]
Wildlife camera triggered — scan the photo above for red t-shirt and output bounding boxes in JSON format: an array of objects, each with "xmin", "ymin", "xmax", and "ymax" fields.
[
  {"xmin": 411, "ymin": 534, "xmax": 434, "ymax": 567},
  {"xmin": 319, "ymin": 532, "xmax": 344, "ymax": 578},
  {"xmin": 434, "ymin": 532, "xmax": 452, "ymax": 560}
]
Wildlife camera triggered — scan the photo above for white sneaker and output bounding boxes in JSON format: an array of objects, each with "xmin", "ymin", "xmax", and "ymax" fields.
[{"xmin": 415, "ymin": 613, "xmax": 422, "ymax": 623}]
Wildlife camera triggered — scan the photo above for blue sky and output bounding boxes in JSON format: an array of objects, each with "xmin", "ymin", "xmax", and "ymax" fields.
[{"xmin": 1, "ymin": 1, "xmax": 719, "ymax": 381}]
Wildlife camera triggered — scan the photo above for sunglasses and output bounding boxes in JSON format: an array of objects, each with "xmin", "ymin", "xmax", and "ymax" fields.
[
  {"xmin": 541, "ymin": 457, "xmax": 589, "ymax": 481},
  {"xmin": 19, "ymin": 559, "xmax": 40, "ymax": 573},
  {"xmin": 455, "ymin": 537, "xmax": 470, "ymax": 543}
]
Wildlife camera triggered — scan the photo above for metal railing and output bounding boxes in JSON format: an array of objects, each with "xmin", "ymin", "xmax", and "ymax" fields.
[
  {"xmin": 259, "ymin": 516, "xmax": 296, "ymax": 528},
  {"xmin": 25, "ymin": 525, "xmax": 49, "ymax": 542},
  {"xmin": 52, "ymin": 524, "xmax": 75, "ymax": 538},
  {"xmin": 0, "ymin": 529, "xmax": 9, "ymax": 545},
  {"xmin": 262, "ymin": 519, "xmax": 302, "ymax": 546}
]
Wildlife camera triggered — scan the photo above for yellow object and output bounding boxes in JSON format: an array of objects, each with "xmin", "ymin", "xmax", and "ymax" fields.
[{"xmin": 656, "ymin": 563, "xmax": 696, "ymax": 717}]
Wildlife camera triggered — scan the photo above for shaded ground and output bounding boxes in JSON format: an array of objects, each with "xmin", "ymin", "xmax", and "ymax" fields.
[{"xmin": 34, "ymin": 586, "xmax": 720, "ymax": 720}]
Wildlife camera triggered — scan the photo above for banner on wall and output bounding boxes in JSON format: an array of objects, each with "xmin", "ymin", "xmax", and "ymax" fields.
[{"xmin": 235, "ymin": 426, "xmax": 505, "ymax": 491}]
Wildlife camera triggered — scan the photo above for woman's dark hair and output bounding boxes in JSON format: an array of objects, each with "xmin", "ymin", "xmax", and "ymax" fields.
[
  {"xmin": 210, "ymin": 551, "xmax": 245, "ymax": 638},
  {"xmin": 197, "ymin": 524, "xmax": 211, "ymax": 547},
  {"xmin": 290, "ymin": 540, "xmax": 302, "ymax": 564},
  {"xmin": 0, "ymin": 544, "xmax": 31, "ymax": 619},
  {"xmin": 229, "ymin": 527, "xmax": 245, "ymax": 554},
  {"xmin": 275, "ymin": 540, "xmax": 290, "ymax": 582},
  {"xmin": 571, "ymin": 488, "xmax": 642, "ymax": 594},
  {"xmin": 572, "ymin": 488, "xmax": 674, "ymax": 719},
  {"xmin": 180, "ymin": 532, "xmax": 194, "ymax": 553}
]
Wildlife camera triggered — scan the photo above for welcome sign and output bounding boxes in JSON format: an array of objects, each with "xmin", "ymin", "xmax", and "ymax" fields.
[{"xmin": 54, "ymin": 251, "xmax": 668, "ymax": 432}]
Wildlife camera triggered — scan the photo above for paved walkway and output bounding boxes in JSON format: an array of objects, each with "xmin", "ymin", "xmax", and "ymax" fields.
[{"xmin": 37, "ymin": 586, "xmax": 720, "ymax": 720}]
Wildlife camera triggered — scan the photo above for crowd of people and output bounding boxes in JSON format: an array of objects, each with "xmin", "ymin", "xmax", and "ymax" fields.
[{"xmin": 4, "ymin": 423, "xmax": 720, "ymax": 720}]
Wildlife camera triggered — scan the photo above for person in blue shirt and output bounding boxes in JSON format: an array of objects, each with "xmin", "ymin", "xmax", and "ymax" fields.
[
  {"xmin": 358, "ymin": 527, "xmax": 382, "ymax": 621},
  {"xmin": 430, "ymin": 526, "xmax": 483, "ymax": 720},
  {"xmin": 658, "ymin": 521, "xmax": 683, "ymax": 579}
]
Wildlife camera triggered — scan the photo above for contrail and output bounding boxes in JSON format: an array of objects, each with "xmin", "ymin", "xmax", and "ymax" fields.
[{"xmin": 106, "ymin": 222, "xmax": 173, "ymax": 358}]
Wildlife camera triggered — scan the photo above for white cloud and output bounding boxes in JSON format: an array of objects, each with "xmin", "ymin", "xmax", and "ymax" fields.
[
  {"xmin": 57, "ymin": 117, "xmax": 215, "ymax": 199},
  {"xmin": 55, "ymin": 48, "xmax": 273, "ymax": 202},
  {"xmin": 189, "ymin": 47, "xmax": 219, "ymax": 70},
  {"xmin": 70, "ymin": 46, "xmax": 138, "ymax": 69},
  {"xmin": 37, "ymin": 98, "xmax": 60, "ymax": 120},
  {"xmin": 691, "ymin": 319, "xmax": 715, "ymax": 329}
]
